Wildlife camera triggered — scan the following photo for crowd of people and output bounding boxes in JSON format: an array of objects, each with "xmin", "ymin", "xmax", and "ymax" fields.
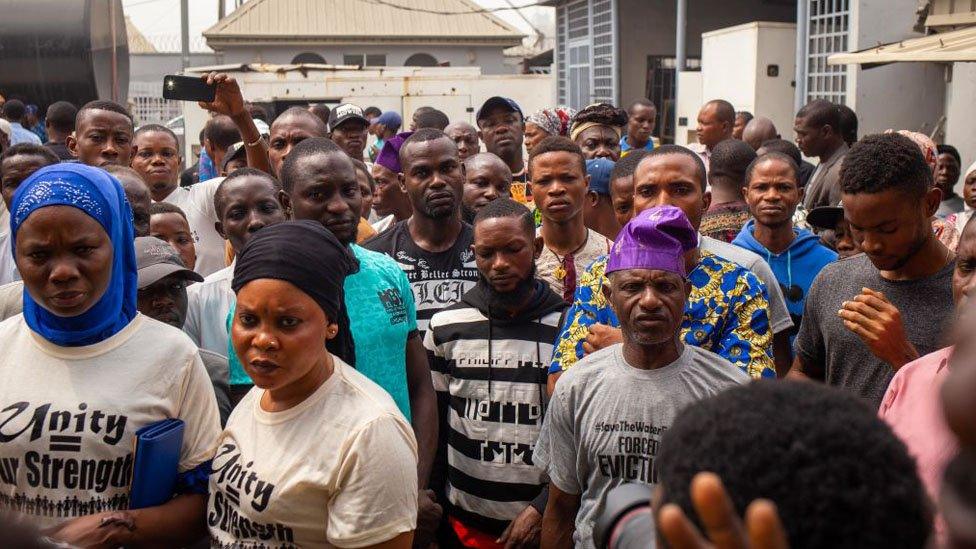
[{"xmin": 0, "ymin": 72, "xmax": 973, "ymax": 549}]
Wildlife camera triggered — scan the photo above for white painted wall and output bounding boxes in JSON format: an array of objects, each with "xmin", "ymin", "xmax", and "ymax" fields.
[
  {"xmin": 945, "ymin": 62, "xmax": 976, "ymax": 173},
  {"xmin": 215, "ymin": 44, "xmax": 514, "ymax": 75},
  {"xmin": 847, "ymin": 0, "xmax": 945, "ymax": 136},
  {"xmin": 615, "ymin": 0, "xmax": 795, "ymax": 106},
  {"xmin": 674, "ymin": 71, "xmax": 702, "ymax": 146},
  {"xmin": 700, "ymin": 22, "xmax": 796, "ymax": 139}
]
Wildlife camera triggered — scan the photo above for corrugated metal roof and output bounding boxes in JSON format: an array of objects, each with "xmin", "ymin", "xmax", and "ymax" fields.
[
  {"xmin": 829, "ymin": 25, "xmax": 976, "ymax": 64},
  {"xmin": 126, "ymin": 17, "xmax": 158, "ymax": 54},
  {"xmin": 204, "ymin": 0, "xmax": 525, "ymax": 47}
]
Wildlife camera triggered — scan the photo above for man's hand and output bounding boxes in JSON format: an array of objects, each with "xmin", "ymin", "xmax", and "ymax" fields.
[
  {"xmin": 498, "ymin": 505, "xmax": 542, "ymax": 549},
  {"xmin": 838, "ymin": 287, "xmax": 919, "ymax": 370},
  {"xmin": 657, "ymin": 472, "xmax": 789, "ymax": 549},
  {"xmin": 413, "ymin": 489, "xmax": 442, "ymax": 549},
  {"xmin": 198, "ymin": 72, "xmax": 246, "ymax": 119},
  {"xmin": 582, "ymin": 324, "xmax": 622, "ymax": 355}
]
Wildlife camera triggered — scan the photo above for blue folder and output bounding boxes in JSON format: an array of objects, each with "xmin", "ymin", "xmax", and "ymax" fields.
[{"xmin": 129, "ymin": 418, "xmax": 185, "ymax": 509}]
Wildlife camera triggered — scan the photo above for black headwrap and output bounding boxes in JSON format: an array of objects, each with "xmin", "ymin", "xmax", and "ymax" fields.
[{"xmin": 231, "ymin": 220, "xmax": 360, "ymax": 366}]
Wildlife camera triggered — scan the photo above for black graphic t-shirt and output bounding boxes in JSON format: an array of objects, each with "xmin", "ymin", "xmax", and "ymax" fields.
[
  {"xmin": 0, "ymin": 315, "xmax": 220, "ymax": 529},
  {"xmin": 363, "ymin": 220, "xmax": 479, "ymax": 335}
]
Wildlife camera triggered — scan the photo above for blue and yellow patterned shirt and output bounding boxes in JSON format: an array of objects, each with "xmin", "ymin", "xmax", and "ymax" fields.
[{"xmin": 549, "ymin": 251, "xmax": 775, "ymax": 378}]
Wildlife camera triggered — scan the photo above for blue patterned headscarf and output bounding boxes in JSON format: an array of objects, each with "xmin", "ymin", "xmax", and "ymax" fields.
[{"xmin": 11, "ymin": 163, "xmax": 137, "ymax": 346}]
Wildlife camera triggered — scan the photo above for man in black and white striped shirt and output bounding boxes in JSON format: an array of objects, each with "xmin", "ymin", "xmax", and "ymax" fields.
[{"xmin": 425, "ymin": 198, "xmax": 567, "ymax": 546}]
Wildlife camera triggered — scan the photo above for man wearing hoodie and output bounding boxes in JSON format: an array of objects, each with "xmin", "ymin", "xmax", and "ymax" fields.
[
  {"xmin": 425, "ymin": 198, "xmax": 566, "ymax": 548},
  {"xmin": 734, "ymin": 153, "xmax": 836, "ymax": 365}
]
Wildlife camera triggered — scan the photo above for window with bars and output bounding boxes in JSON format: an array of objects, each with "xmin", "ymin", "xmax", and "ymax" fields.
[
  {"xmin": 129, "ymin": 82, "xmax": 182, "ymax": 126},
  {"xmin": 556, "ymin": 0, "xmax": 617, "ymax": 109},
  {"xmin": 591, "ymin": 0, "xmax": 615, "ymax": 104},
  {"xmin": 556, "ymin": 6, "xmax": 567, "ymax": 104},
  {"xmin": 806, "ymin": 0, "xmax": 850, "ymax": 104}
]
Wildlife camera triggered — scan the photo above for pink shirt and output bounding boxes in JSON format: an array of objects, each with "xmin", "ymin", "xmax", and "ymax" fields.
[{"xmin": 879, "ymin": 346, "xmax": 958, "ymax": 535}]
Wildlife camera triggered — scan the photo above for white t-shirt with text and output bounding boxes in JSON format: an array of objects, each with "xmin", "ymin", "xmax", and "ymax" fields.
[
  {"xmin": 0, "ymin": 314, "xmax": 221, "ymax": 528},
  {"xmin": 207, "ymin": 358, "xmax": 418, "ymax": 548}
]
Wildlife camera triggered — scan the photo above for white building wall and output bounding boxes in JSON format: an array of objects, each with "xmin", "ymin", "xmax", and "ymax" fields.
[
  {"xmin": 945, "ymin": 62, "xmax": 976, "ymax": 172},
  {"xmin": 701, "ymin": 23, "xmax": 796, "ymax": 141},
  {"xmin": 216, "ymin": 44, "xmax": 513, "ymax": 74},
  {"xmin": 847, "ymin": 0, "xmax": 945, "ymax": 136}
]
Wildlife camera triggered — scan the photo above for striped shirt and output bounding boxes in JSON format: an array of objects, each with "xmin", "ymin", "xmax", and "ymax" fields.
[{"xmin": 424, "ymin": 301, "xmax": 564, "ymax": 535}]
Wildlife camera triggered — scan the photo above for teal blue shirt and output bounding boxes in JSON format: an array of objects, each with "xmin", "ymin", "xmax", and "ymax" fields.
[
  {"xmin": 225, "ymin": 245, "xmax": 418, "ymax": 418},
  {"xmin": 344, "ymin": 244, "xmax": 418, "ymax": 418}
]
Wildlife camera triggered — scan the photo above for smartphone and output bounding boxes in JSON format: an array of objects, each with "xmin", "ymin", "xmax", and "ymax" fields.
[{"xmin": 162, "ymin": 75, "xmax": 216, "ymax": 102}]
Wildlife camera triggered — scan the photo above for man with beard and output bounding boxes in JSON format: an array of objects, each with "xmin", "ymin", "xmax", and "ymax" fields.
[
  {"xmin": 792, "ymin": 132, "xmax": 955, "ymax": 408},
  {"xmin": 364, "ymin": 129, "xmax": 479, "ymax": 542},
  {"xmin": 133, "ymin": 236, "xmax": 230, "ymax": 425},
  {"xmin": 364, "ymin": 128, "xmax": 480, "ymax": 335},
  {"xmin": 461, "ymin": 152, "xmax": 512, "ymax": 224},
  {"xmin": 281, "ymin": 137, "xmax": 441, "ymax": 546},
  {"xmin": 425, "ymin": 197, "xmax": 565, "ymax": 548}
]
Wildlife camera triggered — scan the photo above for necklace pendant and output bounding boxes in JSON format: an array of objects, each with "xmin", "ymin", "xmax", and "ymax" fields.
[{"xmin": 553, "ymin": 264, "xmax": 567, "ymax": 280}]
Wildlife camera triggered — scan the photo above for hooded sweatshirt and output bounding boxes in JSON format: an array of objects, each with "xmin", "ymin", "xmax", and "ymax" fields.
[
  {"xmin": 733, "ymin": 220, "xmax": 837, "ymax": 340},
  {"xmin": 424, "ymin": 279, "xmax": 566, "ymax": 536}
]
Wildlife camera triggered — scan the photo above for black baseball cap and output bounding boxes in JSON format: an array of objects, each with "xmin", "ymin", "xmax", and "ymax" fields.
[
  {"xmin": 476, "ymin": 97, "xmax": 523, "ymax": 126},
  {"xmin": 328, "ymin": 103, "xmax": 369, "ymax": 133},
  {"xmin": 806, "ymin": 203, "xmax": 845, "ymax": 231}
]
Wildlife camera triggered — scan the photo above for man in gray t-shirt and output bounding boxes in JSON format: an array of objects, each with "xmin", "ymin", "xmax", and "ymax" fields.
[
  {"xmin": 794, "ymin": 254, "xmax": 953, "ymax": 407},
  {"xmin": 535, "ymin": 204, "xmax": 749, "ymax": 549},
  {"xmin": 792, "ymin": 132, "xmax": 956, "ymax": 409}
]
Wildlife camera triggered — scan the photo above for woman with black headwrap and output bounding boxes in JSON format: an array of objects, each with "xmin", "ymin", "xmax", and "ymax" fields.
[{"xmin": 208, "ymin": 220, "xmax": 419, "ymax": 548}]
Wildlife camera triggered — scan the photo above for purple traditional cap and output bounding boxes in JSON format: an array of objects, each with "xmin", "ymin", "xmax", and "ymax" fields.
[
  {"xmin": 374, "ymin": 131, "xmax": 414, "ymax": 173},
  {"xmin": 606, "ymin": 205, "xmax": 698, "ymax": 277}
]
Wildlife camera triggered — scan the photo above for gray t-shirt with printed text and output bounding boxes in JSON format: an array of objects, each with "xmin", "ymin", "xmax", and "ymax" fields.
[{"xmin": 534, "ymin": 344, "xmax": 749, "ymax": 549}]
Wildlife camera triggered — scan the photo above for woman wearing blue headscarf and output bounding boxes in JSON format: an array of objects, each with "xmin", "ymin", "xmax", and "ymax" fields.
[{"xmin": 0, "ymin": 163, "xmax": 220, "ymax": 545}]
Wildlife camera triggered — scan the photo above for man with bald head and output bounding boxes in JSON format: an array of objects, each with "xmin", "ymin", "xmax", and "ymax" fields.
[
  {"xmin": 445, "ymin": 121, "xmax": 481, "ymax": 161},
  {"xmin": 461, "ymin": 152, "xmax": 512, "ymax": 223},
  {"xmin": 742, "ymin": 116, "xmax": 779, "ymax": 151},
  {"xmin": 692, "ymin": 99, "xmax": 735, "ymax": 173},
  {"xmin": 268, "ymin": 106, "xmax": 328, "ymax": 176},
  {"xmin": 105, "ymin": 165, "xmax": 152, "ymax": 238}
]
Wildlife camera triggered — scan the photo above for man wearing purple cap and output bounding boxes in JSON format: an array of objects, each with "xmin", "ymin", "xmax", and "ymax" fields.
[
  {"xmin": 550, "ymin": 145, "xmax": 776, "ymax": 381},
  {"xmin": 371, "ymin": 131, "xmax": 414, "ymax": 234},
  {"xmin": 536, "ymin": 206, "xmax": 749, "ymax": 549}
]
